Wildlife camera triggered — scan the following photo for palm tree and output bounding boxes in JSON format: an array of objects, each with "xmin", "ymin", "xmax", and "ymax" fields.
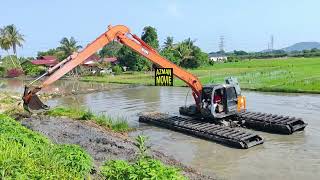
[
  {"xmin": 163, "ymin": 36, "xmax": 174, "ymax": 50},
  {"xmin": 183, "ymin": 38, "xmax": 196, "ymax": 49},
  {"xmin": 4, "ymin": 24, "xmax": 24, "ymax": 56},
  {"xmin": 175, "ymin": 42, "xmax": 194, "ymax": 65},
  {"xmin": 57, "ymin": 37, "xmax": 82, "ymax": 76},
  {"xmin": 0, "ymin": 26, "xmax": 17, "ymax": 67},
  {"xmin": 57, "ymin": 37, "xmax": 82, "ymax": 58}
]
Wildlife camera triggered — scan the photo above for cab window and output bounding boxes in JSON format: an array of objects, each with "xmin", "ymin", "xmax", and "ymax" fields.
[{"xmin": 226, "ymin": 87, "xmax": 237, "ymax": 100}]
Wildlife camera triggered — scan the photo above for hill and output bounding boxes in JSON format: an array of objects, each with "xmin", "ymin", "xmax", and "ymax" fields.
[{"xmin": 282, "ymin": 42, "xmax": 320, "ymax": 52}]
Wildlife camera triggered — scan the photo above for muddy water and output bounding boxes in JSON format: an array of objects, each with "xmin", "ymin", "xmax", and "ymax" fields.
[{"xmin": 1, "ymin": 79, "xmax": 319, "ymax": 180}]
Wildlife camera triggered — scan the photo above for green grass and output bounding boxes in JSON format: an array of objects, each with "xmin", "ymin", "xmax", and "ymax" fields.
[
  {"xmin": 0, "ymin": 92, "xmax": 18, "ymax": 105},
  {"xmin": 46, "ymin": 106, "xmax": 131, "ymax": 132},
  {"xmin": 81, "ymin": 57, "xmax": 320, "ymax": 93},
  {"xmin": 0, "ymin": 114, "xmax": 93, "ymax": 179},
  {"xmin": 81, "ymin": 71, "xmax": 154, "ymax": 85}
]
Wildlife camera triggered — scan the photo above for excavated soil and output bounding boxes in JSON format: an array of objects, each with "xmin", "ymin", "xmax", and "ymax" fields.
[{"xmin": 20, "ymin": 115, "xmax": 215, "ymax": 180}]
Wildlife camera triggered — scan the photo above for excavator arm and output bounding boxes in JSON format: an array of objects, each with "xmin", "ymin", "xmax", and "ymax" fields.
[{"xmin": 23, "ymin": 25, "xmax": 203, "ymax": 111}]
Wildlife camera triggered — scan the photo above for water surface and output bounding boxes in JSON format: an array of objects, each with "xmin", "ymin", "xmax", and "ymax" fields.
[{"xmin": 1, "ymin": 78, "xmax": 319, "ymax": 180}]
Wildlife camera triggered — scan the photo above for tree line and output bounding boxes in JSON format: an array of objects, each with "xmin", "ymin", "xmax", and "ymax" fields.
[
  {"xmin": 99, "ymin": 26, "xmax": 209, "ymax": 70},
  {"xmin": 225, "ymin": 48, "xmax": 320, "ymax": 62},
  {"xmin": 37, "ymin": 26, "xmax": 209, "ymax": 71}
]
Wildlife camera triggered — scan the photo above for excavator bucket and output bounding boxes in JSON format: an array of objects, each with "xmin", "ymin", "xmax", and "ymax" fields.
[{"xmin": 23, "ymin": 86, "xmax": 49, "ymax": 112}]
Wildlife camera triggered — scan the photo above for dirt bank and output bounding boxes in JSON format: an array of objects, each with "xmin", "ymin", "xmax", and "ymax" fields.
[{"xmin": 19, "ymin": 115, "xmax": 215, "ymax": 180}]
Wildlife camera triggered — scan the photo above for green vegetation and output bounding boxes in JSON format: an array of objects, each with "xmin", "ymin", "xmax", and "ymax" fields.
[
  {"xmin": 190, "ymin": 57, "xmax": 320, "ymax": 93},
  {"xmin": 0, "ymin": 24, "xmax": 24, "ymax": 76},
  {"xmin": 21, "ymin": 61, "xmax": 46, "ymax": 76},
  {"xmin": 99, "ymin": 41, "xmax": 122, "ymax": 58},
  {"xmin": 225, "ymin": 48, "xmax": 320, "ymax": 60},
  {"xmin": 37, "ymin": 37, "xmax": 82, "ymax": 61},
  {"xmin": 82, "ymin": 57, "xmax": 320, "ymax": 93},
  {"xmin": 114, "ymin": 26, "xmax": 208, "ymax": 71},
  {"xmin": 0, "ymin": 67, "xmax": 5, "ymax": 77},
  {"xmin": 117, "ymin": 26, "xmax": 159, "ymax": 71},
  {"xmin": 81, "ymin": 71, "xmax": 154, "ymax": 85},
  {"xmin": 46, "ymin": 106, "xmax": 130, "ymax": 132},
  {"xmin": 1, "ymin": 92, "xmax": 186, "ymax": 179},
  {"xmin": 161, "ymin": 37, "xmax": 209, "ymax": 68},
  {"xmin": 0, "ymin": 114, "xmax": 93, "ymax": 179},
  {"xmin": 112, "ymin": 65, "xmax": 123, "ymax": 75},
  {"xmin": 100, "ymin": 135, "xmax": 186, "ymax": 180},
  {"xmin": 0, "ymin": 24, "xmax": 24, "ymax": 56},
  {"xmin": 0, "ymin": 55, "xmax": 24, "ymax": 77}
]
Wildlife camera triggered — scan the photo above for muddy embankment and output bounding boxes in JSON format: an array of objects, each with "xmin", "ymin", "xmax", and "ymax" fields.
[{"xmin": 19, "ymin": 115, "xmax": 215, "ymax": 180}]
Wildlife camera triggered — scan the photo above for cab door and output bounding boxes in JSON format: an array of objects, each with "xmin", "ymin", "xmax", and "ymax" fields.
[{"xmin": 226, "ymin": 87, "xmax": 238, "ymax": 113}]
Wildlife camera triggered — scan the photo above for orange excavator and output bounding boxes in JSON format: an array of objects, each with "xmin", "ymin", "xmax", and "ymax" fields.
[
  {"xmin": 23, "ymin": 25, "xmax": 246, "ymax": 119},
  {"xmin": 23, "ymin": 25, "xmax": 306, "ymax": 149}
]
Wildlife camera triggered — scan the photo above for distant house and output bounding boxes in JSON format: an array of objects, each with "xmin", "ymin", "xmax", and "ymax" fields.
[
  {"xmin": 81, "ymin": 54, "xmax": 101, "ymax": 74},
  {"xmin": 31, "ymin": 56, "xmax": 58, "ymax": 67},
  {"xmin": 209, "ymin": 54, "xmax": 228, "ymax": 62},
  {"xmin": 82, "ymin": 54, "xmax": 100, "ymax": 67},
  {"xmin": 101, "ymin": 57, "xmax": 118, "ymax": 65}
]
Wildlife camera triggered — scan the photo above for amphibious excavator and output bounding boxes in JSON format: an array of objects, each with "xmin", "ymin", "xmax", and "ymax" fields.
[{"xmin": 23, "ymin": 25, "xmax": 307, "ymax": 149}]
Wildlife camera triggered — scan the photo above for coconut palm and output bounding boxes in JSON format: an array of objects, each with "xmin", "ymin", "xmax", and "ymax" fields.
[
  {"xmin": 175, "ymin": 42, "xmax": 194, "ymax": 62},
  {"xmin": 183, "ymin": 38, "xmax": 196, "ymax": 49},
  {"xmin": 0, "ymin": 27, "xmax": 10, "ymax": 52},
  {"xmin": 4, "ymin": 24, "xmax": 24, "ymax": 56},
  {"xmin": 0, "ymin": 26, "xmax": 17, "ymax": 67},
  {"xmin": 163, "ymin": 36, "xmax": 174, "ymax": 50},
  {"xmin": 57, "ymin": 37, "xmax": 82, "ymax": 58}
]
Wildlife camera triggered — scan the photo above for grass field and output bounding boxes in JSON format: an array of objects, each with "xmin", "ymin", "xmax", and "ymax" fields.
[{"xmin": 81, "ymin": 57, "xmax": 320, "ymax": 93}]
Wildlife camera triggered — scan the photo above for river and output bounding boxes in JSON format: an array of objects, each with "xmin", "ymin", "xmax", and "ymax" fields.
[{"xmin": 1, "ymin": 78, "xmax": 319, "ymax": 180}]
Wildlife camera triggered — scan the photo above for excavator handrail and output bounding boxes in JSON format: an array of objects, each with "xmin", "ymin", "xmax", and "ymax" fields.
[{"xmin": 23, "ymin": 25, "xmax": 203, "ymax": 109}]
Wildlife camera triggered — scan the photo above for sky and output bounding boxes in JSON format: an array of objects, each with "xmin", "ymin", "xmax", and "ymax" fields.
[{"xmin": 1, "ymin": 0, "xmax": 319, "ymax": 57}]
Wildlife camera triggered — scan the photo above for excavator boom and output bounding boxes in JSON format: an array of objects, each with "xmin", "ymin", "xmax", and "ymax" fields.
[{"xmin": 23, "ymin": 25, "xmax": 203, "ymax": 111}]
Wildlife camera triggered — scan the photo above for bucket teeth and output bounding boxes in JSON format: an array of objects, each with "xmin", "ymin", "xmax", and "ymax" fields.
[
  {"xmin": 22, "ymin": 86, "xmax": 49, "ymax": 112},
  {"xmin": 28, "ymin": 94, "xmax": 49, "ymax": 110}
]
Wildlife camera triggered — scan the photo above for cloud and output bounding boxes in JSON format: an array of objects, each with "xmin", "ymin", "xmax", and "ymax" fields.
[{"xmin": 166, "ymin": 1, "xmax": 182, "ymax": 18}]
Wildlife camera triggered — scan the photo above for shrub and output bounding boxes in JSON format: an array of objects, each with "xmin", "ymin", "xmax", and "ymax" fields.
[
  {"xmin": 22, "ymin": 62, "xmax": 45, "ymax": 76},
  {"xmin": 7, "ymin": 68, "xmax": 23, "ymax": 77},
  {"xmin": 112, "ymin": 65, "xmax": 122, "ymax": 75},
  {"xmin": 101, "ymin": 158, "xmax": 186, "ymax": 180},
  {"xmin": 100, "ymin": 135, "xmax": 187, "ymax": 180},
  {"xmin": 0, "ymin": 67, "xmax": 5, "ymax": 77}
]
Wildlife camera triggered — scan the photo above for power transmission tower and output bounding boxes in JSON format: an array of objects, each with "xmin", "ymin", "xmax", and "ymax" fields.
[
  {"xmin": 219, "ymin": 36, "xmax": 224, "ymax": 53},
  {"xmin": 270, "ymin": 35, "xmax": 274, "ymax": 51}
]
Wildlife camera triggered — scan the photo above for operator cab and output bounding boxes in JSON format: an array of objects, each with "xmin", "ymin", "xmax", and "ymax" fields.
[
  {"xmin": 200, "ymin": 77, "xmax": 242, "ymax": 119},
  {"xmin": 179, "ymin": 77, "xmax": 245, "ymax": 120}
]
